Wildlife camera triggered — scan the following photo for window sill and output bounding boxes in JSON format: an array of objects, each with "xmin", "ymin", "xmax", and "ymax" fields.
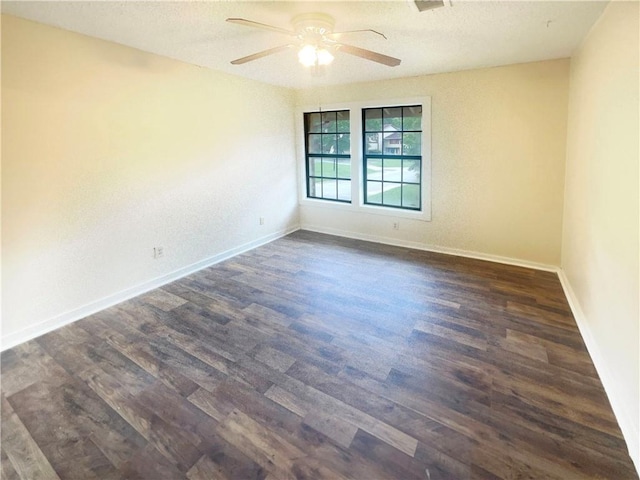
[{"xmin": 299, "ymin": 197, "xmax": 432, "ymax": 222}]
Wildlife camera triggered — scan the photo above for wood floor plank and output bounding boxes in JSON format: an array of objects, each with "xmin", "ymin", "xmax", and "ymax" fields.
[
  {"xmin": 1, "ymin": 447, "xmax": 20, "ymax": 480},
  {"xmin": 186, "ymin": 454, "xmax": 231, "ymax": 480},
  {"xmin": 263, "ymin": 385, "xmax": 308, "ymax": 417},
  {"xmin": 1, "ymin": 395, "xmax": 62, "ymax": 480},
  {"xmin": 41, "ymin": 334, "xmax": 157, "ymax": 395},
  {"xmin": 492, "ymin": 335, "xmax": 550, "ymax": 363},
  {"xmin": 287, "ymin": 457, "xmax": 351, "ymax": 480},
  {"xmin": 242, "ymin": 303, "xmax": 295, "ymax": 328},
  {"xmin": 186, "ymin": 387, "xmax": 231, "ymax": 422},
  {"xmin": 42, "ymin": 436, "xmax": 123, "ymax": 480},
  {"xmin": 185, "ymin": 428, "xmax": 268, "ymax": 480},
  {"xmin": 77, "ymin": 365, "xmax": 153, "ymax": 440},
  {"xmin": 136, "ymin": 381, "xmax": 222, "ymax": 452},
  {"xmin": 78, "ymin": 364, "xmax": 202, "ymax": 472},
  {"xmin": 351, "ymin": 428, "xmax": 447, "ymax": 480},
  {"xmin": 0, "ymin": 341, "xmax": 69, "ymax": 397},
  {"xmin": 216, "ymin": 409, "xmax": 306, "ymax": 480},
  {"xmin": 413, "ymin": 319, "xmax": 488, "ymax": 351},
  {"xmin": 302, "ymin": 411, "xmax": 358, "ymax": 449},
  {"xmin": 118, "ymin": 444, "xmax": 187, "ymax": 480},
  {"xmin": 253, "ymin": 345, "xmax": 296, "ymax": 373},
  {"xmin": 413, "ymin": 437, "xmax": 472, "ymax": 480},
  {"xmin": 1, "ymin": 230, "xmax": 636, "ymax": 479},
  {"xmin": 138, "ymin": 288, "xmax": 188, "ymax": 312}
]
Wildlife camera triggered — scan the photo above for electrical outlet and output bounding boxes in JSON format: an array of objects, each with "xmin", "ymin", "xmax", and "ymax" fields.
[
  {"xmin": 259, "ymin": 217, "xmax": 265, "ymax": 225},
  {"xmin": 153, "ymin": 247, "xmax": 164, "ymax": 259},
  {"xmin": 393, "ymin": 222, "xmax": 400, "ymax": 230}
]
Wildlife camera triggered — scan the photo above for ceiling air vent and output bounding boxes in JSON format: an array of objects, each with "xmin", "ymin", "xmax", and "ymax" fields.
[{"xmin": 414, "ymin": 0, "xmax": 445, "ymax": 12}]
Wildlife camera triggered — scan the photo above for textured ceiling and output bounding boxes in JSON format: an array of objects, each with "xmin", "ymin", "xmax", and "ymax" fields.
[{"xmin": 2, "ymin": 1, "xmax": 608, "ymax": 89}]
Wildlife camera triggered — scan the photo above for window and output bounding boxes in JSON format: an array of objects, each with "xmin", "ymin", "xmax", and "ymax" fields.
[
  {"xmin": 304, "ymin": 110, "xmax": 351, "ymax": 202},
  {"xmin": 363, "ymin": 106, "xmax": 422, "ymax": 210},
  {"xmin": 298, "ymin": 97, "xmax": 431, "ymax": 222}
]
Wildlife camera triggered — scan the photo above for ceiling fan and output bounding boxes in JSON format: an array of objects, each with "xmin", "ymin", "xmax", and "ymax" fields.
[{"xmin": 226, "ymin": 13, "xmax": 401, "ymax": 68}]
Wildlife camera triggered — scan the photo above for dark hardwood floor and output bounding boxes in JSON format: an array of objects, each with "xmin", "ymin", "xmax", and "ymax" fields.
[{"xmin": 1, "ymin": 230, "xmax": 637, "ymax": 479}]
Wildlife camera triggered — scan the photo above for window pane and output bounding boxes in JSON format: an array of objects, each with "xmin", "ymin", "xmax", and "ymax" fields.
[
  {"xmin": 367, "ymin": 158, "xmax": 382, "ymax": 180},
  {"xmin": 309, "ymin": 157, "xmax": 322, "ymax": 176},
  {"xmin": 383, "ymin": 107, "xmax": 402, "ymax": 129},
  {"xmin": 402, "ymin": 132, "xmax": 421, "ymax": 155},
  {"xmin": 366, "ymin": 181, "xmax": 382, "ymax": 204},
  {"xmin": 337, "ymin": 111, "xmax": 350, "ymax": 133},
  {"xmin": 308, "ymin": 134, "xmax": 322, "ymax": 154},
  {"xmin": 382, "ymin": 184, "xmax": 402, "ymax": 206},
  {"xmin": 321, "ymin": 111, "xmax": 336, "ymax": 133},
  {"xmin": 383, "ymin": 159, "xmax": 401, "ymax": 181},
  {"xmin": 403, "ymin": 106, "xmax": 422, "ymax": 130},
  {"xmin": 337, "ymin": 180, "xmax": 351, "ymax": 201},
  {"xmin": 322, "ymin": 158, "xmax": 337, "ymax": 178},
  {"xmin": 337, "ymin": 133, "xmax": 350, "ymax": 155},
  {"xmin": 337, "ymin": 158, "xmax": 351, "ymax": 179},
  {"xmin": 307, "ymin": 113, "xmax": 322, "ymax": 133},
  {"xmin": 322, "ymin": 134, "xmax": 337, "ymax": 154},
  {"xmin": 365, "ymin": 133, "xmax": 382, "ymax": 154},
  {"xmin": 402, "ymin": 184, "xmax": 420, "ymax": 208},
  {"xmin": 308, "ymin": 177, "xmax": 321, "ymax": 197},
  {"xmin": 383, "ymin": 129, "xmax": 402, "ymax": 155},
  {"xmin": 322, "ymin": 179, "xmax": 337, "ymax": 199},
  {"xmin": 403, "ymin": 159, "xmax": 421, "ymax": 183},
  {"xmin": 364, "ymin": 109, "xmax": 382, "ymax": 132}
]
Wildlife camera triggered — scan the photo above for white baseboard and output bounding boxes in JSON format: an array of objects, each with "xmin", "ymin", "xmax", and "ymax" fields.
[
  {"xmin": 0, "ymin": 225, "xmax": 300, "ymax": 352},
  {"xmin": 557, "ymin": 270, "xmax": 639, "ymax": 473},
  {"xmin": 300, "ymin": 223, "xmax": 559, "ymax": 272}
]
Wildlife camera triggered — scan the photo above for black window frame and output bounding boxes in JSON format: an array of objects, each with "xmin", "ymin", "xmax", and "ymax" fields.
[
  {"xmin": 304, "ymin": 110, "xmax": 351, "ymax": 203},
  {"xmin": 362, "ymin": 105, "xmax": 423, "ymax": 211}
]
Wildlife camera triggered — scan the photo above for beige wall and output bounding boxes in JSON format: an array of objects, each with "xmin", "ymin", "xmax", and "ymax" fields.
[
  {"xmin": 1, "ymin": 15, "xmax": 298, "ymax": 345},
  {"xmin": 296, "ymin": 59, "xmax": 570, "ymax": 267},
  {"xmin": 562, "ymin": 1, "xmax": 639, "ymax": 468}
]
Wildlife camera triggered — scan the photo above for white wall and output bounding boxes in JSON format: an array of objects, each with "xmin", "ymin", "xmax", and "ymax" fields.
[
  {"xmin": 1, "ymin": 15, "xmax": 299, "ymax": 348},
  {"xmin": 296, "ymin": 59, "xmax": 570, "ymax": 268},
  {"xmin": 561, "ymin": 0, "xmax": 640, "ymax": 469}
]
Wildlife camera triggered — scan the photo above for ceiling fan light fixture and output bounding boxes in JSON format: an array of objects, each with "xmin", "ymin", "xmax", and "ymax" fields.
[
  {"xmin": 298, "ymin": 44, "xmax": 334, "ymax": 67},
  {"xmin": 298, "ymin": 44, "xmax": 317, "ymax": 66},
  {"xmin": 316, "ymin": 48, "xmax": 334, "ymax": 66}
]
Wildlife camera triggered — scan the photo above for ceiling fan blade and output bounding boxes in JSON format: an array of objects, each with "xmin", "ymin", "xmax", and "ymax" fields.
[
  {"xmin": 326, "ymin": 29, "xmax": 387, "ymax": 40},
  {"xmin": 226, "ymin": 18, "xmax": 296, "ymax": 37},
  {"xmin": 336, "ymin": 43, "xmax": 401, "ymax": 67},
  {"xmin": 230, "ymin": 45, "xmax": 293, "ymax": 65}
]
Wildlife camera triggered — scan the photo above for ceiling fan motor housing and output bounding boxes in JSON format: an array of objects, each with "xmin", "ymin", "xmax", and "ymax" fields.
[{"xmin": 292, "ymin": 12, "xmax": 335, "ymax": 39}]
